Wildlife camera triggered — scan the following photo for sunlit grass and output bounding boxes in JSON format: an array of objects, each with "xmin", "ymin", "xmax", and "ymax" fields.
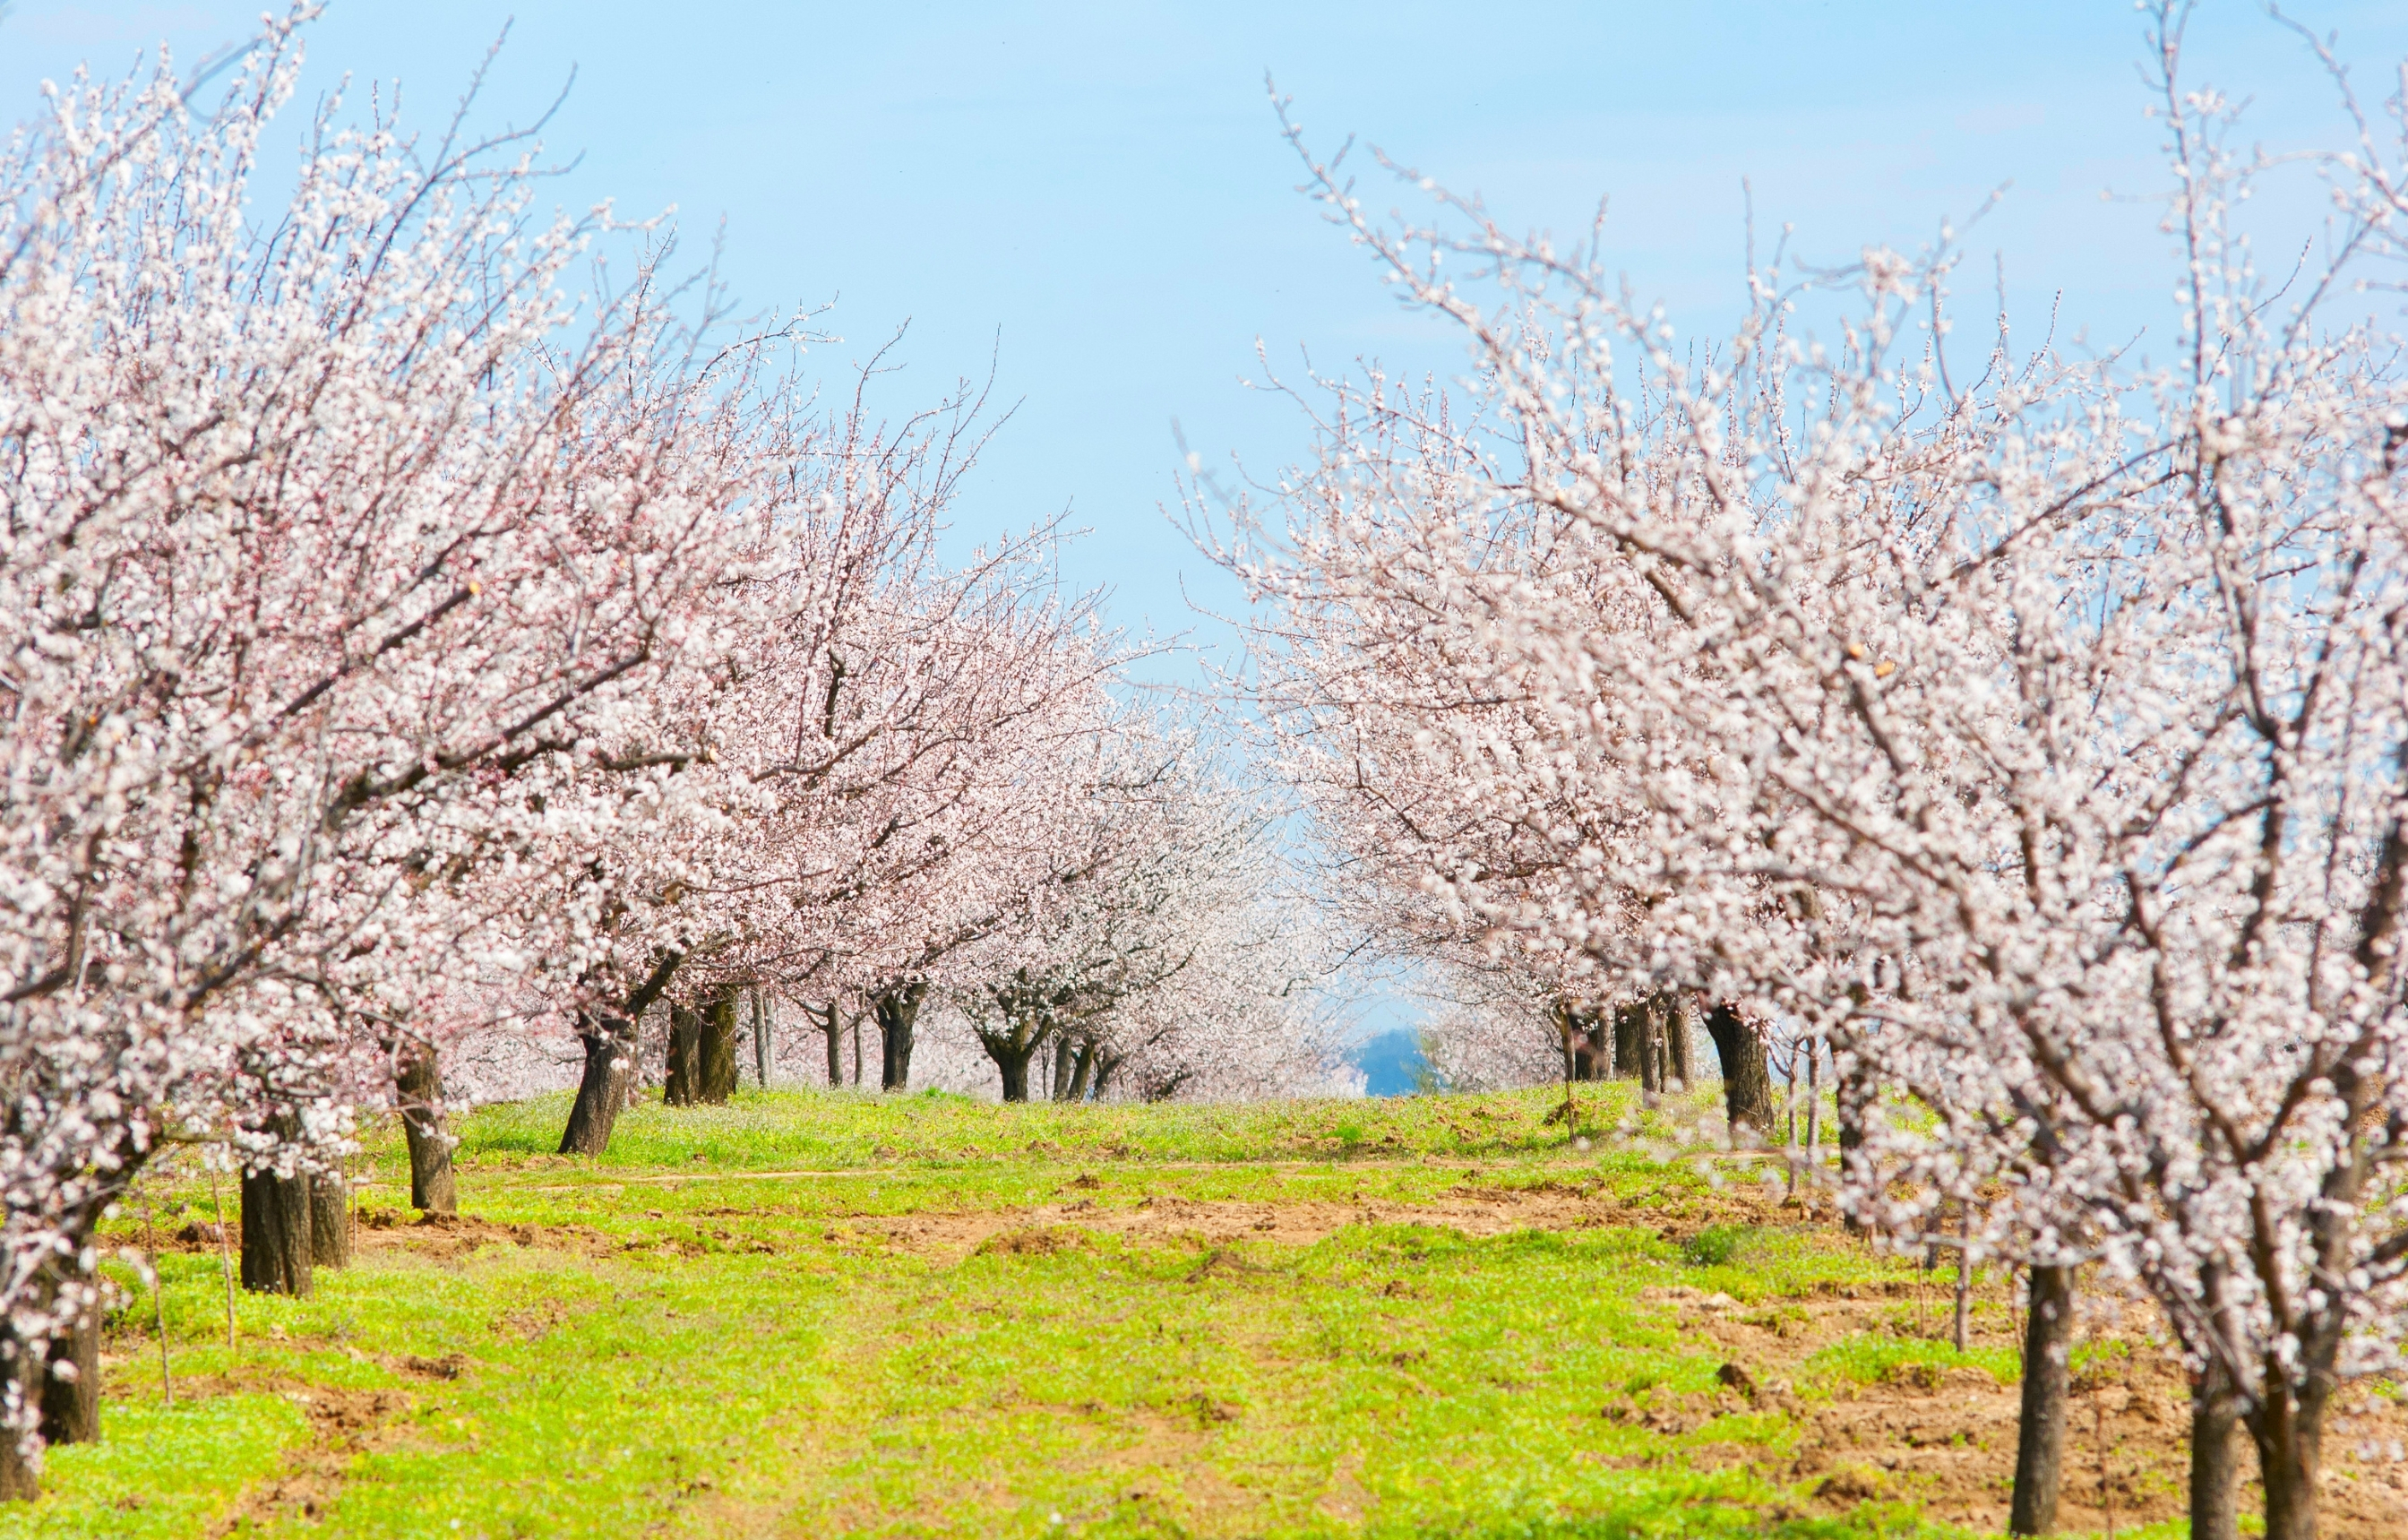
[{"xmin": 0, "ymin": 1085, "xmax": 1981, "ymax": 1539}]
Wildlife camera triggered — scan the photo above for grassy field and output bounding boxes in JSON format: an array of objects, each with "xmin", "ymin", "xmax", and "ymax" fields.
[{"xmin": 12, "ymin": 1084, "xmax": 2406, "ymax": 1537}]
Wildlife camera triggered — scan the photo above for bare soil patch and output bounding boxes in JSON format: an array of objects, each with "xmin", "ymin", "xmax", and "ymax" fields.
[
  {"xmin": 1657, "ymin": 1279, "xmax": 2408, "ymax": 1537},
  {"xmin": 852, "ymin": 1180, "xmax": 1789, "ymax": 1260},
  {"xmin": 199, "ymin": 1381, "xmax": 420, "ymax": 1537},
  {"xmin": 350, "ymin": 1209, "xmax": 623, "ymax": 1261}
]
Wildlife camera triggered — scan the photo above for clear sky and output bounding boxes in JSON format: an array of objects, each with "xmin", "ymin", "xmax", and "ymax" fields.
[{"xmin": 9, "ymin": 1, "xmax": 2407, "ymax": 670}]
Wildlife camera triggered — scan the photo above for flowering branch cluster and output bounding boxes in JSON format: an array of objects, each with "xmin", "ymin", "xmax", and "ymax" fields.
[
  {"xmin": 0, "ymin": 10, "xmax": 1338, "ymax": 1484},
  {"xmin": 1208, "ymin": 8, "xmax": 2408, "ymax": 1531}
]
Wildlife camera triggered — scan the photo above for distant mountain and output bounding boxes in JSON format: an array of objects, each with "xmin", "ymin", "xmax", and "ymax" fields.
[{"xmin": 1353, "ymin": 1028, "xmax": 1428, "ymax": 1097}]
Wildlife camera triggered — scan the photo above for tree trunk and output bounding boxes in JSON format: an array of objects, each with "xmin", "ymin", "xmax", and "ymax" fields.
[
  {"xmin": 984, "ymin": 1034, "xmax": 1036, "ymax": 1103},
  {"xmin": 821, "ymin": 1002, "xmax": 844, "ymax": 1088},
  {"xmin": 1066, "ymin": 1039, "xmax": 1096, "ymax": 1102},
  {"xmin": 1661, "ymin": 994, "xmax": 1694, "ymax": 1086},
  {"xmin": 2190, "ymin": 1350, "xmax": 2242, "ymax": 1540},
  {"xmin": 663, "ymin": 1003, "xmax": 701, "ymax": 1106},
  {"xmin": 699, "ymin": 989, "xmax": 740, "ymax": 1104},
  {"xmin": 850, "ymin": 1011, "xmax": 863, "ymax": 1086},
  {"xmin": 308, "ymin": 1170, "xmax": 351, "ymax": 1269},
  {"xmin": 1703, "ymin": 1004, "xmax": 1777, "ymax": 1140},
  {"xmin": 240, "ymin": 1159, "xmax": 313, "ymax": 1298},
  {"xmin": 875, "ymin": 982, "xmax": 926, "ymax": 1092},
  {"xmin": 36, "ymin": 1261, "xmax": 98, "ymax": 1448},
  {"xmin": 560, "ymin": 1017, "xmax": 635, "ymax": 1157},
  {"xmin": 1834, "ymin": 1037, "xmax": 1873, "ymax": 1235},
  {"xmin": 2249, "ymin": 1375, "xmax": 2324, "ymax": 1540},
  {"xmin": 0, "ymin": 1317, "xmax": 40, "ymax": 1500},
  {"xmin": 2009, "ymin": 1263, "xmax": 2073, "ymax": 1536},
  {"xmin": 1612, "ymin": 1002, "xmax": 1645, "ymax": 1079},
  {"xmin": 397, "ymin": 1043, "xmax": 459, "ymax": 1212},
  {"xmin": 1092, "ymin": 1048, "xmax": 1122, "ymax": 1099}
]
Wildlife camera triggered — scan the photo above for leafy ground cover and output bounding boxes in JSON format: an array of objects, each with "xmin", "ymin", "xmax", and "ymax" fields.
[{"xmin": 13, "ymin": 1084, "xmax": 2407, "ymax": 1537}]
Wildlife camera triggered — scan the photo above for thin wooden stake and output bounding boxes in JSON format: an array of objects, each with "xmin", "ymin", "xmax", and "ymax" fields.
[
  {"xmin": 208, "ymin": 1162, "xmax": 236, "ymax": 1351},
  {"xmin": 1783, "ymin": 1040, "xmax": 1801, "ymax": 1200},
  {"xmin": 1953, "ymin": 1203, "xmax": 1973, "ymax": 1354},
  {"xmin": 2096, "ymin": 1398, "xmax": 2115, "ymax": 1539}
]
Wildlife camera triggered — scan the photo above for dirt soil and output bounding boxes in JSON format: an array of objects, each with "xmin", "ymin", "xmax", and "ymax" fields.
[{"xmin": 846, "ymin": 1176, "xmax": 1781, "ymax": 1259}]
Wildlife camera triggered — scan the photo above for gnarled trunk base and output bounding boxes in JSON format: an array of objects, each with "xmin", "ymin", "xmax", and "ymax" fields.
[
  {"xmin": 560, "ymin": 1019, "xmax": 635, "ymax": 1157},
  {"xmin": 875, "ymin": 983, "xmax": 926, "ymax": 1092},
  {"xmin": 985, "ymin": 1037, "xmax": 1036, "ymax": 1103},
  {"xmin": 1704, "ymin": 1004, "xmax": 1776, "ymax": 1140}
]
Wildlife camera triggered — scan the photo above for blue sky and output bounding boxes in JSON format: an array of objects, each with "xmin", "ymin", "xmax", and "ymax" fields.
[{"xmin": 9, "ymin": 1, "xmax": 2406, "ymax": 670}]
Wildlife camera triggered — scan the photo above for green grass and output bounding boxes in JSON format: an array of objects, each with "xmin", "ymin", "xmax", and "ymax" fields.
[
  {"xmin": 440, "ymin": 1080, "xmax": 1697, "ymax": 1174},
  {"xmin": 6, "ymin": 1086, "xmax": 1986, "ymax": 1538},
  {"xmin": 1802, "ymin": 1335, "xmax": 2022, "ymax": 1391}
]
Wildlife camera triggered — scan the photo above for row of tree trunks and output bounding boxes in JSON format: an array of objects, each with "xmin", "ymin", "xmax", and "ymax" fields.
[
  {"xmin": 0, "ymin": 1150, "xmax": 358, "ymax": 1496},
  {"xmin": 1587, "ymin": 994, "xmax": 1698, "ymax": 1091},
  {"xmin": 661, "ymin": 993, "xmax": 747, "ymax": 1106},
  {"xmin": 2003, "ymin": 1264, "xmax": 2243, "ymax": 1540},
  {"xmin": 1050, "ymin": 1035, "xmax": 1100, "ymax": 1101},
  {"xmin": 240, "ymin": 1149, "xmax": 357, "ymax": 1299},
  {"xmin": 585, "ymin": 984, "xmax": 757, "ymax": 1120}
]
